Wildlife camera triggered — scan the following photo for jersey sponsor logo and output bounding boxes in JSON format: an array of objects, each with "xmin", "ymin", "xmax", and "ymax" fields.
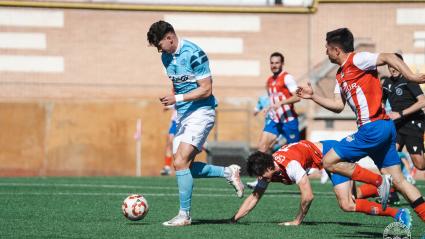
[
  {"xmin": 168, "ymin": 75, "xmax": 194, "ymax": 84},
  {"xmin": 341, "ymin": 82, "xmax": 358, "ymax": 92}
]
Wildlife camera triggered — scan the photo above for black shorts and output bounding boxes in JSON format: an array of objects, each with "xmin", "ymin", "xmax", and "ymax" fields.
[{"xmin": 397, "ymin": 132, "xmax": 424, "ymax": 155}]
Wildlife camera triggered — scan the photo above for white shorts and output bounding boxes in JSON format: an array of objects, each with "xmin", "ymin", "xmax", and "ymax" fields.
[{"xmin": 173, "ymin": 108, "xmax": 215, "ymax": 154}]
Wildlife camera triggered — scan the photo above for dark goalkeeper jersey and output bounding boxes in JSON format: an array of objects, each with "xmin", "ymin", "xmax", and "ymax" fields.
[{"xmin": 382, "ymin": 76, "xmax": 425, "ymax": 136}]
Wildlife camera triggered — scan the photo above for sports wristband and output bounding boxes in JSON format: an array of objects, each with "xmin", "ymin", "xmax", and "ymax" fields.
[
  {"xmin": 399, "ymin": 111, "xmax": 404, "ymax": 118},
  {"xmin": 175, "ymin": 94, "xmax": 184, "ymax": 102}
]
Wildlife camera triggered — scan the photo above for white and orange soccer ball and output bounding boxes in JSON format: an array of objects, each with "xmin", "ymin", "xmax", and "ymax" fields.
[{"xmin": 121, "ymin": 194, "xmax": 149, "ymax": 221}]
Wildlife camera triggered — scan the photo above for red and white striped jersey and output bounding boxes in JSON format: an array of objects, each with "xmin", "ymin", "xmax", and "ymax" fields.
[
  {"xmin": 334, "ymin": 52, "xmax": 388, "ymax": 127},
  {"xmin": 269, "ymin": 140, "xmax": 323, "ymax": 185},
  {"xmin": 266, "ymin": 71, "xmax": 298, "ymax": 123}
]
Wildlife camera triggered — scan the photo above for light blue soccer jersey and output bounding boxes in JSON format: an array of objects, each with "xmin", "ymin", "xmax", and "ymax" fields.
[
  {"xmin": 255, "ymin": 94, "xmax": 270, "ymax": 112},
  {"xmin": 161, "ymin": 39, "xmax": 217, "ymax": 114},
  {"xmin": 255, "ymin": 94, "xmax": 271, "ymax": 120}
]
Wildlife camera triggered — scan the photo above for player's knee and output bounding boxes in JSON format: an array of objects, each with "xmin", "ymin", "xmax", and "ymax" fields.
[
  {"xmin": 412, "ymin": 156, "xmax": 425, "ymax": 170},
  {"xmin": 258, "ymin": 144, "xmax": 268, "ymax": 153},
  {"xmin": 172, "ymin": 155, "xmax": 187, "ymax": 170},
  {"xmin": 322, "ymin": 160, "xmax": 335, "ymax": 172},
  {"xmin": 391, "ymin": 175, "xmax": 406, "ymax": 190}
]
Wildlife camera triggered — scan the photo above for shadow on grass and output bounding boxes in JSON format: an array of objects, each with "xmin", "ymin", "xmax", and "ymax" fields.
[
  {"xmin": 335, "ymin": 231, "xmax": 383, "ymax": 238},
  {"xmin": 192, "ymin": 219, "xmax": 368, "ymax": 227},
  {"xmin": 301, "ymin": 221, "xmax": 363, "ymax": 227},
  {"xmin": 191, "ymin": 219, "xmax": 233, "ymax": 225},
  {"xmin": 126, "ymin": 222, "xmax": 150, "ymax": 225}
]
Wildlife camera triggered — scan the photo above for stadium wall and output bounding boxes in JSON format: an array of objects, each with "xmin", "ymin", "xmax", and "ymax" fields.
[{"xmin": 1, "ymin": 2, "xmax": 425, "ymax": 177}]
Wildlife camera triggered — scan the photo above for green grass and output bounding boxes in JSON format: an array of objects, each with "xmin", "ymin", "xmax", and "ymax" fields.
[{"xmin": 0, "ymin": 177, "xmax": 424, "ymax": 239}]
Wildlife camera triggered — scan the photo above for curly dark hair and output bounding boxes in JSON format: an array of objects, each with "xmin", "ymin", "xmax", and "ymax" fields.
[
  {"xmin": 246, "ymin": 151, "xmax": 275, "ymax": 177},
  {"xmin": 147, "ymin": 20, "xmax": 175, "ymax": 48},
  {"xmin": 326, "ymin": 28, "xmax": 354, "ymax": 53}
]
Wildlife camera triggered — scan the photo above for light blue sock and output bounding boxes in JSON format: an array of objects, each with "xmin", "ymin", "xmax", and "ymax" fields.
[
  {"xmin": 176, "ymin": 169, "xmax": 193, "ymax": 212},
  {"xmin": 190, "ymin": 162, "xmax": 225, "ymax": 178}
]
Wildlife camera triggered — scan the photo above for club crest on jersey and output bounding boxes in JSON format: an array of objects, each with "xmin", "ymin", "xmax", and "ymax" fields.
[
  {"xmin": 274, "ymin": 154, "xmax": 286, "ymax": 164},
  {"xmin": 396, "ymin": 88, "xmax": 403, "ymax": 96}
]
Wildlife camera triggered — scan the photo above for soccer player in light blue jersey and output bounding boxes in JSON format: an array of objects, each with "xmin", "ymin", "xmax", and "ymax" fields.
[{"xmin": 147, "ymin": 20, "xmax": 244, "ymax": 227}]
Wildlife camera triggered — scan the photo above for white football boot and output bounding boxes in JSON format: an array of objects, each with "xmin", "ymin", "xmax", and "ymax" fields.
[
  {"xmin": 226, "ymin": 165, "xmax": 244, "ymax": 198},
  {"xmin": 162, "ymin": 211, "xmax": 191, "ymax": 227}
]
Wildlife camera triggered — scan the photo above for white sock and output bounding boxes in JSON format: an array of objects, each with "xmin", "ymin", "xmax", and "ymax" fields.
[
  {"xmin": 179, "ymin": 210, "xmax": 190, "ymax": 217},
  {"xmin": 223, "ymin": 167, "xmax": 232, "ymax": 178}
]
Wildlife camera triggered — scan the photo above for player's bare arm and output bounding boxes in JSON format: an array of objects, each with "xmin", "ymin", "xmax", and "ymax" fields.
[
  {"xmin": 270, "ymin": 94, "xmax": 300, "ymax": 111},
  {"xmin": 159, "ymin": 77, "xmax": 212, "ymax": 106},
  {"xmin": 297, "ymin": 82, "xmax": 345, "ymax": 113},
  {"xmin": 377, "ymin": 53, "xmax": 425, "ymax": 83},
  {"xmin": 231, "ymin": 187, "xmax": 266, "ymax": 223},
  {"xmin": 279, "ymin": 174, "xmax": 314, "ymax": 226}
]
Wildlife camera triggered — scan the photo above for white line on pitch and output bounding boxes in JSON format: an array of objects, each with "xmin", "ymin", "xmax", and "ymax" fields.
[
  {"xmin": 0, "ymin": 191, "xmax": 336, "ymax": 198},
  {"xmin": 0, "ymin": 182, "xmax": 336, "ymax": 195}
]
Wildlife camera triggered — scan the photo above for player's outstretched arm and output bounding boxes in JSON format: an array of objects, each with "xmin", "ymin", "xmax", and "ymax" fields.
[
  {"xmin": 230, "ymin": 188, "xmax": 266, "ymax": 223},
  {"xmin": 271, "ymin": 95, "xmax": 300, "ymax": 111},
  {"xmin": 297, "ymin": 82, "xmax": 345, "ymax": 113},
  {"xmin": 279, "ymin": 174, "xmax": 314, "ymax": 226},
  {"xmin": 159, "ymin": 77, "xmax": 212, "ymax": 106},
  {"xmin": 377, "ymin": 53, "xmax": 425, "ymax": 83}
]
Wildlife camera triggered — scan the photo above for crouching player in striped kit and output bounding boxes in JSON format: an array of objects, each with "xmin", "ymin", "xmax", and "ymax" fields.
[{"xmin": 230, "ymin": 140, "xmax": 412, "ymax": 227}]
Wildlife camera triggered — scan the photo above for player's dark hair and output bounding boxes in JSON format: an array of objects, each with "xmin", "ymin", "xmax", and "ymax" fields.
[
  {"xmin": 326, "ymin": 28, "xmax": 354, "ymax": 53},
  {"xmin": 147, "ymin": 20, "xmax": 175, "ymax": 48},
  {"xmin": 270, "ymin": 52, "xmax": 284, "ymax": 63},
  {"xmin": 247, "ymin": 151, "xmax": 275, "ymax": 177},
  {"xmin": 394, "ymin": 53, "xmax": 404, "ymax": 61}
]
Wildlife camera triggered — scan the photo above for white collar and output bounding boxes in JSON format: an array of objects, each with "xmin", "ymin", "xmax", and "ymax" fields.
[{"xmin": 173, "ymin": 37, "xmax": 183, "ymax": 55}]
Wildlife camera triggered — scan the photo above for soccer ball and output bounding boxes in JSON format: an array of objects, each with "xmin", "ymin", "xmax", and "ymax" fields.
[{"xmin": 121, "ymin": 194, "xmax": 149, "ymax": 221}]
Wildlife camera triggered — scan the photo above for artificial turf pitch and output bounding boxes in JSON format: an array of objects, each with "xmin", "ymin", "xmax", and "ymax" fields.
[{"xmin": 0, "ymin": 176, "xmax": 424, "ymax": 238}]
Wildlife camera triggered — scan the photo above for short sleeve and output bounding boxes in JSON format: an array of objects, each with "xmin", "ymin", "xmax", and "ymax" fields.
[
  {"xmin": 353, "ymin": 52, "xmax": 378, "ymax": 71},
  {"xmin": 255, "ymin": 178, "xmax": 269, "ymax": 190},
  {"xmin": 286, "ymin": 161, "xmax": 306, "ymax": 184},
  {"xmin": 406, "ymin": 82, "xmax": 424, "ymax": 98},
  {"xmin": 190, "ymin": 50, "xmax": 211, "ymax": 80},
  {"xmin": 284, "ymin": 74, "xmax": 298, "ymax": 93}
]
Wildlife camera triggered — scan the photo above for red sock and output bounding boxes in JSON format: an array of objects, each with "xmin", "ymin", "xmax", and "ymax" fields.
[
  {"xmin": 164, "ymin": 156, "xmax": 172, "ymax": 167},
  {"xmin": 351, "ymin": 164, "xmax": 382, "ymax": 187},
  {"xmin": 358, "ymin": 184, "xmax": 378, "ymax": 198},
  {"xmin": 355, "ymin": 199, "xmax": 397, "ymax": 218},
  {"xmin": 413, "ymin": 202, "xmax": 425, "ymax": 222}
]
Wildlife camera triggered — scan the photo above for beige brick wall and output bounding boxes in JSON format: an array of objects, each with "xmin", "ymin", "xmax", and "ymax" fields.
[{"xmin": 1, "ymin": 2, "xmax": 425, "ymax": 177}]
